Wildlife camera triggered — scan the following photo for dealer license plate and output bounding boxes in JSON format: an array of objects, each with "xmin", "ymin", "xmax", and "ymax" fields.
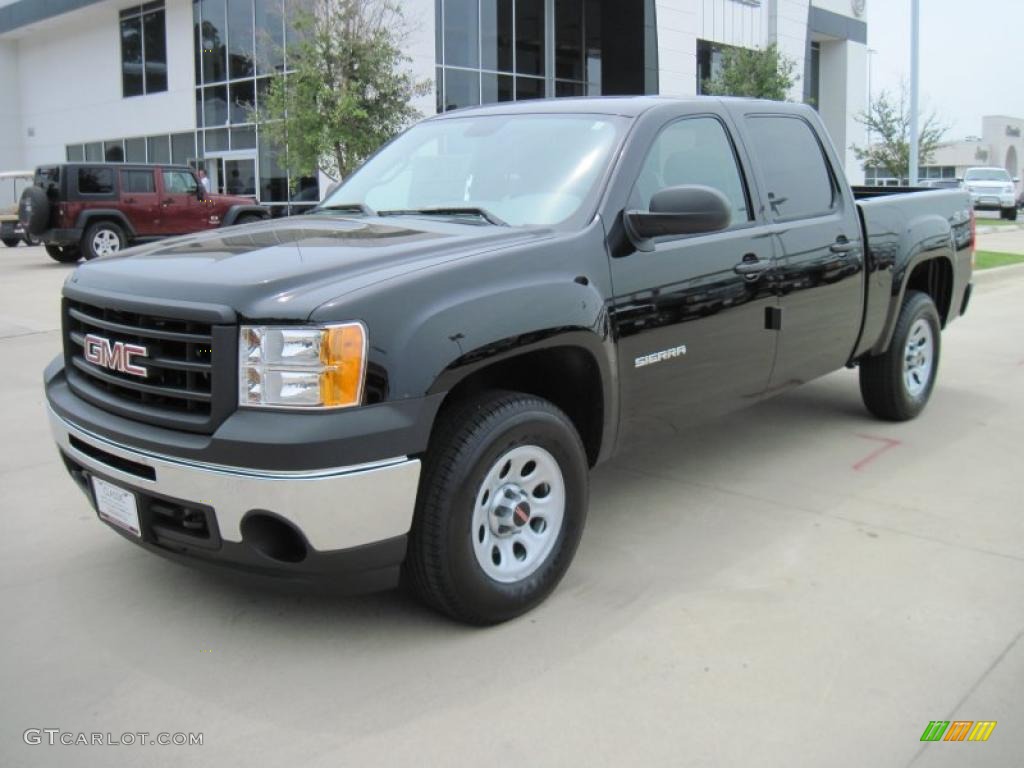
[{"xmin": 92, "ymin": 477, "xmax": 141, "ymax": 537}]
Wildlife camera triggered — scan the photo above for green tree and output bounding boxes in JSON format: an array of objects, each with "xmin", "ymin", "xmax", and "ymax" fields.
[
  {"xmin": 702, "ymin": 43, "xmax": 797, "ymax": 101},
  {"xmin": 852, "ymin": 86, "xmax": 948, "ymax": 182},
  {"xmin": 255, "ymin": 0, "xmax": 431, "ymax": 182}
]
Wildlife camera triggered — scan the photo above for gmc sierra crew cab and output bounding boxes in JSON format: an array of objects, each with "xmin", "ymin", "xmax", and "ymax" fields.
[{"xmin": 44, "ymin": 97, "xmax": 974, "ymax": 624}]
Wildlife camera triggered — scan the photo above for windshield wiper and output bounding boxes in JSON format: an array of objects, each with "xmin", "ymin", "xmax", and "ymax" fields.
[
  {"xmin": 314, "ymin": 202, "xmax": 376, "ymax": 216},
  {"xmin": 377, "ymin": 207, "xmax": 509, "ymax": 226}
]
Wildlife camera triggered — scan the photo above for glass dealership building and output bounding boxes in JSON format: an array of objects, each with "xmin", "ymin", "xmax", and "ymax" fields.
[{"xmin": 0, "ymin": 0, "xmax": 870, "ymax": 213}]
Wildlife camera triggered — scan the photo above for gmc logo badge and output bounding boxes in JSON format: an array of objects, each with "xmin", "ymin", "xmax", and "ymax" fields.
[{"xmin": 83, "ymin": 334, "xmax": 148, "ymax": 378}]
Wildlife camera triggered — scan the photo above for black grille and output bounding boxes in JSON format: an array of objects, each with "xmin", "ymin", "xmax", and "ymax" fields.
[{"xmin": 63, "ymin": 298, "xmax": 235, "ymax": 433}]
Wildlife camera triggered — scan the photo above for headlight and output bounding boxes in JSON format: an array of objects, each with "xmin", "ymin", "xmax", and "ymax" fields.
[{"xmin": 239, "ymin": 323, "xmax": 367, "ymax": 409}]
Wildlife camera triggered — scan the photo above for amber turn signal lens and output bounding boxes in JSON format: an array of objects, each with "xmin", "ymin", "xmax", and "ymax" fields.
[{"xmin": 320, "ymin": 324, "xmax": 366, "ymax": 407}]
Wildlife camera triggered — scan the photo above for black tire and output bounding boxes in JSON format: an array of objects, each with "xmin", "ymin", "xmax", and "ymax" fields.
[
  {"xmin": 18, "ymin": 186, "xmax": 50, "ymax": 236},
  {"xmin": 2, "ymin": 237, "xmax": 19, "ymax": 248},
  {"xmin": 859, "ymin": 290, "xmax": 941, "ymax": 421},
  {"xmin": 1006, "ymin": 207, "xmax": 1019, "ymax": 222},
  {"xmin": 406, "ymin": 391, "xmax": 589, "ymax": 625},
  {"xmin": 45, "ymin": 244, "xmax": 81, "ymax": 263},
  {"xmin": 81, "ymin": 221, "xmax": 126, "ymax": 260}
]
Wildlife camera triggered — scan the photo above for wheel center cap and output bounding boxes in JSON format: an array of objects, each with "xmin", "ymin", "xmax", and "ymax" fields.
[{"xmin": 489, "ymin": 486, "xmax": 530, "ymax": 536}]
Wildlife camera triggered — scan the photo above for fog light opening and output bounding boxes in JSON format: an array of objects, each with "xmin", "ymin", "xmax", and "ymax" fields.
[{"xmin": 240, "ymin": 512, "xmax": 308, "ymax": 564}]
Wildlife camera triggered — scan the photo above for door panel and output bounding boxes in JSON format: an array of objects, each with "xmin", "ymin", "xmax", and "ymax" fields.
[
  {"xmin": 743, "ymin": 115, "xmax": 865, "ymax": 387},
  {"xmin": 118, "ymin": 169, "xmax": 160, "ymax": 236},
  {"xmin": 609, "ymin": 115, "xmax": 779, "ymax": 448},
  {"xmin": 158, "ymin": 169, "xmax": 211, "ymax": 235}
]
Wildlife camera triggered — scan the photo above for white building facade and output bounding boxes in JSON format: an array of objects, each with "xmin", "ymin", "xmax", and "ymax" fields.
[{"xmin": 0, "ymin": 0, "xmax": 869, "ymax": 211}]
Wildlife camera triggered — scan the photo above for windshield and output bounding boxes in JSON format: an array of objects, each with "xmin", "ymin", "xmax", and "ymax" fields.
[
  {"xmin": 322, "ymin": 114, "xmax": 626, "ymax": 227},
  {"xmin": 964, "ymin": 169, "xmax": 1011, "ymax": 182}
]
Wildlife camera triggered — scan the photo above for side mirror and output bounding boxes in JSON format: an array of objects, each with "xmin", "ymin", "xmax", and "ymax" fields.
[
  {"xmin": 624, "ymin": 185, "xmax": 732, "ymax": 252},
  {"xmin": 1014, "ymin": 177, "xmax": 1021, "ymax": 184}
]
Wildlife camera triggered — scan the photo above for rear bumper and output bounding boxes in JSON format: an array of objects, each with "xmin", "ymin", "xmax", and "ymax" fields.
[
  {"xmin": 48, "ymin": 404, "xmax": 423, "ymax": 592},
  {"xmin": 1, "ymin": 220, "xmax": 24, "ymax": 237}
]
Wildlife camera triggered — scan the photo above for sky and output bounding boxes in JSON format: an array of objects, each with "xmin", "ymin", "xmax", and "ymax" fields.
[{"xmin": 866, "ymin": 0, "xmax": 1024, "ymax": 138}]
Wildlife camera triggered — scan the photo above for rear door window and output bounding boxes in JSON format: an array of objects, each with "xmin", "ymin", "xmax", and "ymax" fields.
[
  {"xmin": 78, "ymin": 168, "xmax": 116, "ymax": 195},
  {"xmin": 744, "ymin": 116, "xmax": 836, "ymax": 221},
  {"xmin": 121, "ymin": 169, "xmax": 156, "ymax": 194}
]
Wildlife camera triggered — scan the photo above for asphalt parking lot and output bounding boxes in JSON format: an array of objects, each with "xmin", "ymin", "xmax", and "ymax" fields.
[{"xmin": 1, "ymin": 243, "xmax": 1022, "ymax": 767}]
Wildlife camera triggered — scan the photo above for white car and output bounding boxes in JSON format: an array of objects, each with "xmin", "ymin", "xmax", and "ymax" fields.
[{"xmin": 962, "ymin": 167, "xmax": 1018, "ymax": 221}]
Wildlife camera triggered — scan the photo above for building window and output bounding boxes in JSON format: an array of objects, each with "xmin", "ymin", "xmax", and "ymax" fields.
[
  {"xmin": 191, "ymin": 0, "xmax": 317, "ymax": 211},
  {"xmin": 120, "ymin": 2, "xmax": 168, "ymax": 97},
  {"xmin": 807, "ymin": 42, "xmax": 820, "ymax": 109},
  {"xmin": 436, "ymin": 0, "xmax": 602, "ymax": 112},
  {"xmin": 697, "ymin": 39, "xmax": 736, "ymax": 94}
]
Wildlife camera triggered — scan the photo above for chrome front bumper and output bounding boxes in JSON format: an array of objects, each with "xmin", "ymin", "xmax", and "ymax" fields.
[{"xmin": 49, "ymin": 407, "xmax": 422, "ymax": 552}]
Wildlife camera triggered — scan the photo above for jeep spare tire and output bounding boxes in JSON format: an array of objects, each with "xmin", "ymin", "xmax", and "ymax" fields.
[{"xmin": 19, "ymin": 186, "xmax": 50, "ymax": 236}]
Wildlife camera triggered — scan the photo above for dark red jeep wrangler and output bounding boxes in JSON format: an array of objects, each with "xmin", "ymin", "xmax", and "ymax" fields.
[{"xmin": 19, "ymin": 163, "xmax": 268, "ymax": 263}]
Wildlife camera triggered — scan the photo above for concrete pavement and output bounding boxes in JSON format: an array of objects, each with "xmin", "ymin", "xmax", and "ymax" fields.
[{"xmin": 1, "ymin": 244, "xmax": 1022, "ymax": 768}]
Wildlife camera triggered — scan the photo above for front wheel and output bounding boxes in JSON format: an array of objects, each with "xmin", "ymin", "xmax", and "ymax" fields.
[
  {"xmin": 859, "ymin": 290, "xmax": 941, "ymax": 421},
  {"xmin": 1005, "ymin": 207, "xmax": 1019, "ymax": 222},
  {"xmin": 406, "ymin": 391, "xmax": 589, "ymax": 625}
]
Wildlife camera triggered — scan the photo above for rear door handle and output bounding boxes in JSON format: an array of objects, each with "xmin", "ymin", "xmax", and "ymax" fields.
[
  {"xmin": 734, "ymin": 254, "xmax": 770, "ymax": 279},
  {"xmin": 830, "ymin": 236, "xmax": 856, "ymax": 254}
]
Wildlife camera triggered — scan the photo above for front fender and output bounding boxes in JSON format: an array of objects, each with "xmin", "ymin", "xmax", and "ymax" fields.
[
  {"xmin": 221, "ymin": 204, "xmax": 268, "ymax": 227},
  {"xmin": 308, "ymin": 219, "xmax": 619, "ymax": 457}
]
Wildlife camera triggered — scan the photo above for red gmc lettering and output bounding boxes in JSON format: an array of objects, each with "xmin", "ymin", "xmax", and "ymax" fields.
[{"xmin": 83, "ymin": 334, "xmax": 148, "ymax": 378}]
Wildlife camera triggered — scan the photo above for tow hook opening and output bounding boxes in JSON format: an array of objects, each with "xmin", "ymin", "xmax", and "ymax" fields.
[{"xmin": 241, "ymin": 512, "xmax": 309, "ymax": 564}]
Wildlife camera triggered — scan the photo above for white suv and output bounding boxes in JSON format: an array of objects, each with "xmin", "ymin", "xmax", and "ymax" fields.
[{"xmin": 962, "ymin": 167, "xmax": 1018, "ymax": 221}]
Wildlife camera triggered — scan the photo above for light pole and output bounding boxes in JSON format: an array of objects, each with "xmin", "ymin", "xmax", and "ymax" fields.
[{"xmin": 909, "ymin": 0, "xmax": 920, "ymax": 186}]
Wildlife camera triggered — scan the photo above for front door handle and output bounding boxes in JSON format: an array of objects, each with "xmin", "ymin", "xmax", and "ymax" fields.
[
  {"xmin": 734, "ymin": 254, "xmax": 770, "ymax": 279},
  {"xmin": 830, "ymin": 236, "xmax": 856, "ymax": 254}
]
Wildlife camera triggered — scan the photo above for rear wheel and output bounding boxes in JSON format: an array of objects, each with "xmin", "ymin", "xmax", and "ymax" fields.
[
  {"xmin": 2, "ymin": 237, "xmax": 19, "ymax": 247},
  {"xmin": 859, "ymin": 290, "xmax": 941, "ymax": 421},
  {"xmin": 82, "ymin": 221, "xmax": 125, "ymax": 260},
  {"xmin": 406, "ymin": 391, "xmax": 589, "ymax": 625},
  {"xmin": 1004, "ymin": 207, "xmax": 1019, "ymax": 222},
  {"xmin": 45, "ymin": 244, "xmax": 81, "ymax": 263}
]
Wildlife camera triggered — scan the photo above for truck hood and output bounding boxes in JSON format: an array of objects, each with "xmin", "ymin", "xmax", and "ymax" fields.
[{"xmin": 65, "ymin": 215, "xmax": 551, "ymax": 320}]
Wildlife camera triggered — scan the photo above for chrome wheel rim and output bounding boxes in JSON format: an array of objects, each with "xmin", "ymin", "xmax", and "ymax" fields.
[
  {"xmin": 903, "ymin": 318, "xmax": 934, "ymax": 398},
  {"xmin": 92, "ymin": 229, "xmax": 121, "ymax": 256},
  {"xmin": 471, "ymin": 445, "xmax": 566, "ymax": 584}
]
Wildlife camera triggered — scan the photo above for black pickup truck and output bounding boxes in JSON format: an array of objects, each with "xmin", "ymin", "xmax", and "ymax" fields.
[{"xmin": 44, "ymin": 97, "xmax": 974, "ymax": 624}]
